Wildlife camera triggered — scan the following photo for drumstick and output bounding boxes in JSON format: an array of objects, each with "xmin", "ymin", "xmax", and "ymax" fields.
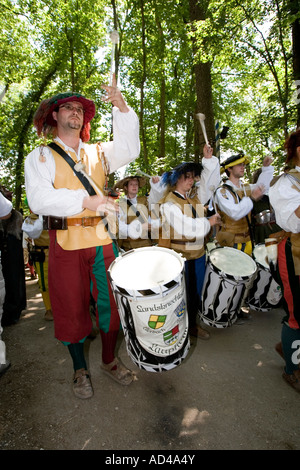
[
  {"xmin": 136, "ymin": 169, "xmax": 152, "ymax": 179},
  {"xmin": 109, "ymin": 30, "xmax": 119, "ymax": 86},
  {"xmin": 74, "ymin": 162, "xmax": 104, "ymax": 196},
  {"xmin": 195, "ymin": 113, "xmax": 209, "ymax": 146}
]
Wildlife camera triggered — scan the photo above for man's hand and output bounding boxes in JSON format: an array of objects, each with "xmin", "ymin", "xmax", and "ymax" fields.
[
  {"xmin": 262, "ymin": 156, "xmax": 273, "ymax": 167},
  {"xmin": 203, "ymin": 144, "xmax": 213, "ymax": 159},
  {"xmin": 101, "ymin": 74, "xmax": 129, "ymax": 113},
  {"xmin": 82, "ymin": 195, "xmax": 119, "ymax": 216}
]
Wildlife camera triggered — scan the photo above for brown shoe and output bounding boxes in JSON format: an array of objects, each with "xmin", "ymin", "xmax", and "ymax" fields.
[
  {"xmin": 44, "ymin": 309, "xmax": 53, "ymax": 321},
  {"xmin": 282, "ymin": 369, "xmax": 300, "ymax": 393},
  {"xmin": 189, "ymin": 325, "xmax": 210, "ymax": 340},
  {"xmin": 73, "ymin": 369, "xmax": 93, "ymax": 399},
  {"xmin": 101, "ymin": 358, "xmax": 135, "ymax": 385}
]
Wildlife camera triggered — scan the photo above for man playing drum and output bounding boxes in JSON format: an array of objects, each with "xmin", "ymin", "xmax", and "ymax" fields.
[
  {"xmin": 214, "ymin": 153, "xmax": 274, "ymax": 256},
  {"xmin": 157, "ymin": 144, "xmax": 221, "ymax": 340},
  {"xmin": 25, "ymin": 76, "xmax": 140, "ymax": 399},
  {"xmin": 269, "ymin": 128, "xmax": 300, "ymax": 392}
]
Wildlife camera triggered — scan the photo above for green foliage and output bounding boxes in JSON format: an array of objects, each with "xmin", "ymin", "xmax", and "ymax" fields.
[{"xmin": 0, "ymin": 0, "xmax": 299, "ymax": 208}]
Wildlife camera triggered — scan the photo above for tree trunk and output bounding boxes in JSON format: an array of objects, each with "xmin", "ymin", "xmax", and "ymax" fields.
[
  {"xmin": 189, "ymin": 0, "xmax": 216, "ymax": 161},
  {"xmin": 290, "ymin": 0, "xmax": 300, "ymax": 127}
]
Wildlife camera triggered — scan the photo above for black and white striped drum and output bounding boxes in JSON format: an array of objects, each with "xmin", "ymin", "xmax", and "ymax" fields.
[
  {"xmin": 246, "ymin": 243, "xmax": 282, "ymax": 311},
  {"xmin": 108, "ymin": 246, "xmax": 190, "ymax": 373},
  {"xmin": 200, "ymin": 247, "xmax": 257, "ymax": 328}
]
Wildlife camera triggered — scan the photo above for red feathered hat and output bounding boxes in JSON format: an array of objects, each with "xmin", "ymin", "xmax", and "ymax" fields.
[{"xmin": 33, "ymin": 92, "xmax": 96, "ymax": 142}]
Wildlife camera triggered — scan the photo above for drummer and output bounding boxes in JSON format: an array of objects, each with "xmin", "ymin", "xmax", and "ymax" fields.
[
  {"xmin": 269, "ymin": 128, "xmax": 300, "ymax": 392},
  {"xmin": 214, "ymin": 153, "xmax": 274, "ymax": 256},
  {"xmin": 114, "ymin": 174, "xmax": 161, "ymax": 251},
  {"xmin": 156, "ymin": 144, "xmax": 221, "ymax": 340}
]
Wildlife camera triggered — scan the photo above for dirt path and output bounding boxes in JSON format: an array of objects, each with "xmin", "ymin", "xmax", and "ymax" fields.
[{"xmin": 0, "ymin": 272, "xmax": 299, "ymax": 451}]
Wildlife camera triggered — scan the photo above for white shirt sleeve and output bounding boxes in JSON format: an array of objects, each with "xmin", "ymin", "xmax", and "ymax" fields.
[
  {"xmin": 215, "ymin": 184, "xmax": 253, "ymax": 221},
  {"xmin": 269, "ymin": 172, "xmax": 300, "ymax": 233},
  {"xmin": 196, "ymin": 156, "xmax": 221, "ymax": 204},
  {"xmin": 101, "ymin": 107, "xmax": 140, "ymax": 174},
  {"xmin": 161, "ymin": 201, "xmax": 211, "ymax": 240},
  {"xmin": 0, "ymin": 193, "xmax": 12, "ymax": 218}
]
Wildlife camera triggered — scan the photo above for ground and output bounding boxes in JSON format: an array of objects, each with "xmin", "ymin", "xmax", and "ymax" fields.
[{"xmin": 0, "ymin": 270, "xmax": 299, "ymax": 452}]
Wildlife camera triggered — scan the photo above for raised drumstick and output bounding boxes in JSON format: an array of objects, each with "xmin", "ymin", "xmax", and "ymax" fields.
[{"xmin": 195, "ymin": 113, "xmax": 209, "ymax": 146}]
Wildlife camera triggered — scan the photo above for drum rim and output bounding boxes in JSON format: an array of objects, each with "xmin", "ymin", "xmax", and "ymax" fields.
[
  {"xmin": 108, "ymin": 246, "xmax": 185, "ymax": 291},
  {"xmin": 207, "ymin": 246, "xmax": 257, "ymax": 279}
]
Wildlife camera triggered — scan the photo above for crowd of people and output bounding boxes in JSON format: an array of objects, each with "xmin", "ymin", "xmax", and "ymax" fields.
[{"xmin": 0, "ymin": 76, "xmax": 299, "ymax": 396}]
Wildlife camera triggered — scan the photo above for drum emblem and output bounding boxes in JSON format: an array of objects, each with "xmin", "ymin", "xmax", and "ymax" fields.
[
  {"xmin": 174, "ymin": 300, "xmax": 186, "ymax": 319},
  {"xmin": 148, "ymin": 315, "xmax": 166, "ymax": 329},
  {"xmin": 164, "ymin": 325, "xmax": 179, "ymax": 346}
]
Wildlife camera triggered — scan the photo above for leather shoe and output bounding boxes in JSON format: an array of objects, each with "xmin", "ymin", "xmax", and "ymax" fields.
[
  {"xmin": 282, "ymin": 369, "xmax": 300, "ymax": 393},
  {"xmin": 73, "ymin": 369, "xmax": 93, "ymax": 399},
  {"xmin": 189, "ymin": 325, "xmax": 210, "ymax": 340}
]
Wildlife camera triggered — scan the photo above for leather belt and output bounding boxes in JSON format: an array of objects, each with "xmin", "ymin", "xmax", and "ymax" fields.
[
  {"xmin": 171, "ymin": 239, "xmax": 196, "ymax": 245},
  {"xmin": 43, "ymin": 215, "xmax": 102, "ymax": 230},
  {"xmin": 234, "ymin": 230, "xmax": 250, "ymax": 237},
  {"xmin": 67, "ymin": 216, "xmax": 103, "ymax": 227}
]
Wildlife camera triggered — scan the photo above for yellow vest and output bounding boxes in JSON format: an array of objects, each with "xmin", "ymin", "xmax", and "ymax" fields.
[
  {"xmin": 50, "ymin": 142, "xmax": 112, "ymax": 250},
  {"xmin": 217, "ymin": 183, "xmax": 252, "ymax": 245},
  {"xmin": 158, "ymin": 191, "xmax": 206, "ymax": 261}
]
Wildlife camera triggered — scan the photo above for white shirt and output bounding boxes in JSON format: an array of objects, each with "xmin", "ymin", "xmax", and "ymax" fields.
[
  {"xmin": 215, "ymin": 165, "xmax": 274, "ymax": 221},
  {"xmin": 269, "ymin": 166, "xmax": 300, "ymax": 233},
  {"xmin": 24, "ymin": 107, "xmax": 140, "ymax": 217},
  {"xmin": 118, "ymin": 179, "xmax": 161, "ymax": 240},
  {"xmin": 0, "ymin": 193, "xmax": 12, "ymax": 218}
]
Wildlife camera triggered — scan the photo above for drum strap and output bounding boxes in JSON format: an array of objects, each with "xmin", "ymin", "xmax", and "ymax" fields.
[{"xmin": 47, "ymin": 142, "xmax": 117, "ymax": 244}]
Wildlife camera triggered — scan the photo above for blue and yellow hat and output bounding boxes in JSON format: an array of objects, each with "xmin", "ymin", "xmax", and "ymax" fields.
[{"xmin": 220, "ymin": 152, "xmax": 249, "ymax": 174}]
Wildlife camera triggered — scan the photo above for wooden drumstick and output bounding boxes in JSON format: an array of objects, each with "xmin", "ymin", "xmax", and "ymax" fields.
[{"xmin": 196, "ymin": 113, "xmax": 209, "ymax": 146}]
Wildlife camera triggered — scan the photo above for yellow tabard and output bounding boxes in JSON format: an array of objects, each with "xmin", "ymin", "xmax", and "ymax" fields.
[
  {"xmin": 118, "ymin": 195, "xmax": 152, "ymax": 250},
  {"xmin": 50, "ymin": 143, "xmax": 112, "ymax": 250},
  {"xmin": 217, "ymin": 184, "xmax": 252, "ymax": 245},
  {"xmin": 158, "ymin": 191, "xmax": 206, "ymax": 261}
]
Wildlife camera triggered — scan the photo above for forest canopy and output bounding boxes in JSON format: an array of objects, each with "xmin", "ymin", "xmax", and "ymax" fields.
[{"xmin": 0, "ymin": 0, "xmax": 299, "ymax": 209}]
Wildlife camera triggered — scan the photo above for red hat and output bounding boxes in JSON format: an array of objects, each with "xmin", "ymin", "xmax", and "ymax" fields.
[{"xmin": 34, "ymin": 92, "xmax": 96, "ymax": 142}]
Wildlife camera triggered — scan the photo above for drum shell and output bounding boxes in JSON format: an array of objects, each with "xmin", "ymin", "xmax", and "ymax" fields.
[
  {"xmin": 108, "ymin": 246, "xmax": 190, "ymax": 372},
  {"xmin": 200, "ymin": 247, "xmax": 257, "ymax": 328},
  {"xmin": 246, "ymin": 244, "xmax": 282, "ymax": 311}
]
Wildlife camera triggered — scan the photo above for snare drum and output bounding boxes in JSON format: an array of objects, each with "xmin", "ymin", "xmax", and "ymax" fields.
[
  {"xmin": 246, "ymin": 243, "xmax": 282, "ymax": 311},
  {"xmin": 200, "ymin": 247, "xmax": 257, "ymax": 328},
  {"xmin": 108, "ymin": 246, "xmax": 190, "ymax": 372}
]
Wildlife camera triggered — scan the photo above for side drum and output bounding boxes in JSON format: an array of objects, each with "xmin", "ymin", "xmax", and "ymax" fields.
[
  {"xmin": 246, "ymin": 243, "xmax": 282, "ymax": 311},
  {"xmin": 108, "ymin": 246, "xmax": 190, "ymax": 373},
  {"xmin": 200, "ymin": 247, "xmax": 257, "ymax": 328}
]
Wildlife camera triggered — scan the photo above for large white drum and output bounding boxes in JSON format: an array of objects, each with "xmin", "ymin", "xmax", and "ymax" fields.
[
  {"xmin": 108, "ymin": 246, "xmax": 190, "ymax": 372},
  {"xmin": 246, "ymin": 243, "xmax": 282, "ymax": 311},
  {"xmin": 200, "ymin": 247, "xmax": 257, "ymax": 328}
]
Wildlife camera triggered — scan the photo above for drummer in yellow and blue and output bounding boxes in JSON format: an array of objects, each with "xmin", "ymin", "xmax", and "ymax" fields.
[{"xmin": 214, "ymin": 152, "xmax": 274, "ymax": 256}]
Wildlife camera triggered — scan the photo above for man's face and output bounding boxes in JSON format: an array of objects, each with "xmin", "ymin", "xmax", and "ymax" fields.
[
  {"xmin": 229, "ymin": 162, "xmax": 246, "ymax": 179},
  {"xmin": 52, "ymin": 101, "xmax": 84, "ymax": 132}
]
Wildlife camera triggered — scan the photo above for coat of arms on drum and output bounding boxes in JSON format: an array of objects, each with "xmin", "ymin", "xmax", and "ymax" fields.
[
  {"xmin": 163, "ymin": 325, "xmax": 179, "ymax": 346},
  {"xmin": 148, "ymin": 315, "xmax": 166, "ymax": 329}
]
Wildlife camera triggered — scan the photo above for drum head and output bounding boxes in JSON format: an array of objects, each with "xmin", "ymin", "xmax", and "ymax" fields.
[
  {"xmin": 109, "ymin": 246, "xmax": 184, "ymax": 291},
  {"xmin": 209, "ymin": 247, "xmax": 257, "ymax": 278}
]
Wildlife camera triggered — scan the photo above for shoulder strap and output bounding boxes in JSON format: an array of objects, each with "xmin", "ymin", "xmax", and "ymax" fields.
[{"xmin": 48, "ymin": 142, "xmax": 96, "ymax": 196}]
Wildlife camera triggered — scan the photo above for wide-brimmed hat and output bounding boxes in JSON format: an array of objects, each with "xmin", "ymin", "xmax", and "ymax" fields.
[
  {"xmin": 113, "ymin": 175, "xmax": 147, "ymax": 191},
  {"xmin": 33, "ymin": 92, "xmax": 96, "ymax": 142},
  {"xmin": 220, "ymin": 152, "xmax": 249, "ymax": 173},
  {"xmin": 161, "ymin": 162, "xmax": 203, "ymax": 187}
]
